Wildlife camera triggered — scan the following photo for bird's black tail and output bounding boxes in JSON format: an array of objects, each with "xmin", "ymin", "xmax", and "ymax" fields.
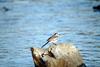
[{"xmin": 41, "ymin": 41, "xmax": 49, "ymax": 48}]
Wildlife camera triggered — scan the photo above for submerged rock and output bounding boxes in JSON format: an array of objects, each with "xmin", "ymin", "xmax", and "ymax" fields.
[{"xmin": 2, "ymin": 6, "xmax": 10, "ymax": 12}]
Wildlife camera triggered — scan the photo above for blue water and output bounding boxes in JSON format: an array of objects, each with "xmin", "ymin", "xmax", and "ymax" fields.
[{"xmin": 0, "ymin": 0, "xmax": 100, "ymax": 67}]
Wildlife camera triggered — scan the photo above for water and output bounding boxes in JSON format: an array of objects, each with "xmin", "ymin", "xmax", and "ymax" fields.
[{"xmin": 0, "ymin": 0, "xmax": 100, "ymax": 67}]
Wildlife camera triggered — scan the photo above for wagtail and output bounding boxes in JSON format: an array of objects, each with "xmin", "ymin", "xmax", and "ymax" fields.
[{"xmin": 41, "ymin": 33, "xmax": 60, "ymax": 48}]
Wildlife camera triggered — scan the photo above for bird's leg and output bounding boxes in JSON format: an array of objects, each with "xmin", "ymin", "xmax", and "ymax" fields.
[{"xmin": 53, "ymin": 43, "xmax": 57, "ymax": 45}]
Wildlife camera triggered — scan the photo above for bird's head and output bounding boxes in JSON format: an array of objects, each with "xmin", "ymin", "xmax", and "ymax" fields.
[
  {"xmin": 54, "ymin": 32, "xmax": 64, "ymax": 37},
  {"xmin": 54, "ymin": 33, "xmax": 60, "ymax": 37},
  {"xmin": 54, "ymin": 33, "xmax": 58, "ymax": 35}
]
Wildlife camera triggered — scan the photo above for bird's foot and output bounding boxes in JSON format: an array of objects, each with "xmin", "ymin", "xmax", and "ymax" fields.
[{"xmin": 53, "ymin": 43, "xmax": 57, "ymax": 45}]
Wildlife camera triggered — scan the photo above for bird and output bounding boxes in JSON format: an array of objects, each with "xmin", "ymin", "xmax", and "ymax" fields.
[
  {"xmin": 41, "ymin": 33, "xmax": 60, "ymax": 48},
  {"xmin": 93, "ymin": 5, "xmax": 100, "ymax": 11},
  {"xmin": 2, "ymin": 7, "xmax": 10, "ymax": 12},
  {"xmin": 93, "ymin": 5, "xmax": 100, "ymax": 10}
]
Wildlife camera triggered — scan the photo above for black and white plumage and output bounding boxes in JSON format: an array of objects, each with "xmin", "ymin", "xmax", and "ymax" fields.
[{"xmin": 41, "ymin": 33, "xmax": 59, "ymax": 48}]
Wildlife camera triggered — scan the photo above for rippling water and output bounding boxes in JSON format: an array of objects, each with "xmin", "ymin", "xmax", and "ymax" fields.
[{"xmin": 0, "ymin": 0, "xmax": 100, "ymax": 67}]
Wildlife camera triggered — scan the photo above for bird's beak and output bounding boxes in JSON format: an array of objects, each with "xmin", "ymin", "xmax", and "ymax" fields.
[{"xmin": 58, "ymin": 34, "xmax": 64, "ymax": 37}]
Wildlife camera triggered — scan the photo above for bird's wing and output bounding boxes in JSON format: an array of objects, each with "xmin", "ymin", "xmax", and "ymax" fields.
[{"xmin": 47, "ymin": 35, "xmax": 58, "ymax": 42}]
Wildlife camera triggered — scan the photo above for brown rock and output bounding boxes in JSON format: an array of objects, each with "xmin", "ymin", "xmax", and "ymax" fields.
[{"xmin": 30, "ymin": 43, "xmax": 86, "ymax": 67}]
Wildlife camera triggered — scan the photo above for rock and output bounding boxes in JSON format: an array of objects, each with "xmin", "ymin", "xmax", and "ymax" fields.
[
  {"xmin": 93, "ymin": 5, "xmax": 100, "ymax": 11},
  {"xmin": 30, "ymin": 43, "xmax": 86, "ymax": 67}
]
